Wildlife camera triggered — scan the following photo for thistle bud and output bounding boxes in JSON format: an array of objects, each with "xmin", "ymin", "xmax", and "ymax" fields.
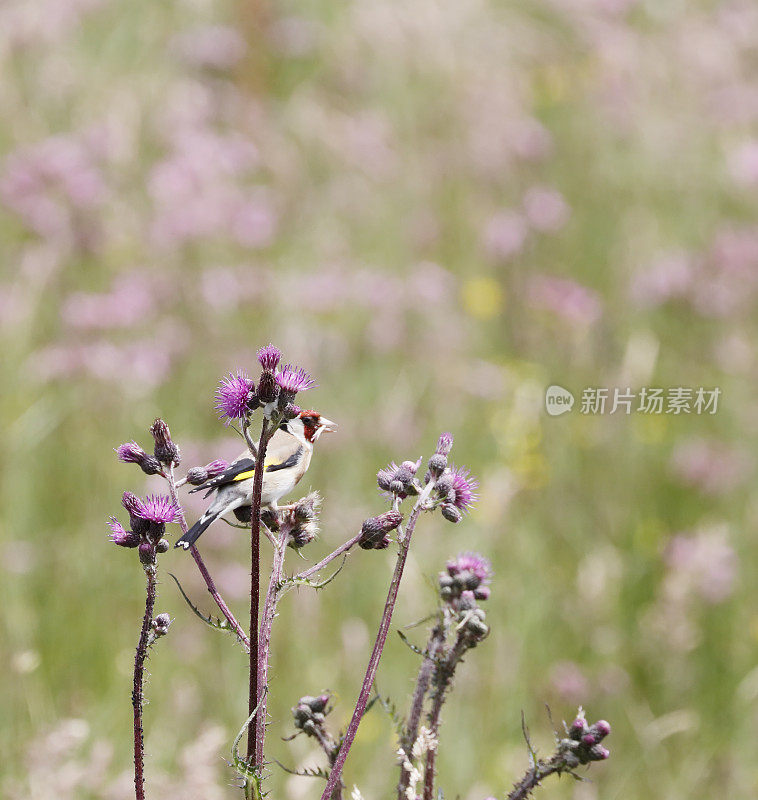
[
  {"xmin": 138, "ymin": 541, "xmax": 155, "ymax": 565},
  {"xmin": 282, "ymin": 402, "xmax": 301, "ymax": 421},
  {"xmin": 150, "ymin": 418, "xmax": 181, "ymax": 466},
  {"xmin": 589, "ymin": 745, "xmax": 610, "ymax": 761},
  {"xmin": 309, "ymin": 694, "xmax": 330, "ymax": 713},
  {"xmin": 569, "ymin": 716, "xmax": 587, "ymax": 738},
  {"xmin": 593, "ymin": 720, "xmax": 611, "ymax": 739},
  {"xmin": 435, "ymin": 432, "xmax": 454, "ymax": 456},
  {"xmin": 427, "ymin": 453, "xmax": 447, "ymax": 479},
  {"xmin": 152, "ymin": 613, "xmax": 172, "ymax": 636},
  {"xmin": 156, "ymin": 538, "xmax": 170, "ymax": 553},
  {"xmin": 435, "ymin": 474, "xmax": 453, "ymax": 498},
  {"xmin": 440, "ymin": 503, "xmax": 462, "ymax": 524},
  {"xmin": 474, "ymin": 585, "xmax": 490, "ymax": 601}
]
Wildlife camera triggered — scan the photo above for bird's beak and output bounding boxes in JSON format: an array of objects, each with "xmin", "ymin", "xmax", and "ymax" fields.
[{"xmin": 319, "ymin": 417, "xmax": 338, "ymax": 433}]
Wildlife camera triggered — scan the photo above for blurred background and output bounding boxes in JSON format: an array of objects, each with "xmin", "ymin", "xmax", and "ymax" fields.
[{"xmin": 1, "ymin": 0, "xmax": 757, "ymax": 797}]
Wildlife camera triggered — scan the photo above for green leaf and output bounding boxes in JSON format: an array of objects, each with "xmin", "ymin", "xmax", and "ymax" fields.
[
  {"xmin": 168, "ymin": 573, "xmax": 245, "ymax": 646},
  {"xmin": 273, "ymin": 759, "xmax": 331, "ymax": 781}
]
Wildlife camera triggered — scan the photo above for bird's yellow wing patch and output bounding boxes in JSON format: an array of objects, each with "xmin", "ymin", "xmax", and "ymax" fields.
[{"xmin": 232, "ymin": 469, "xmax": 255, "ymax": 481}]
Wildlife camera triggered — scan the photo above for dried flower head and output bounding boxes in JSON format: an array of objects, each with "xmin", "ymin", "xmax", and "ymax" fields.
[
  {"xmin": 149, "ymin": 418, "xmax": 181, "ymax": 466},
  {"xmin": 215, "ymin": 371, "xmax": 255, "ymax": 423},
  {"xmin": 360, "ymin": 510, "xmax": 403, "ymax": 549},
  {"xmin": 257, "ymin": 343, "xmax": 282, "ymax": 371}
]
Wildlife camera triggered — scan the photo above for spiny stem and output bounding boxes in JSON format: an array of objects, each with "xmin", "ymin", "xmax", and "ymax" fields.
[
  {"xmin": 319, "ymin": 483, "xmax": 435, "ymax": 800},
  {"xmin": 254, "ymin": 529, "xmax": 287, "ymax": 766},
  {"xmin": 133, "ymin": 561, "xmax": 157, "ymax": 800},
  {"xmin": 422, "ymin": 633, "xmax": 467, "ymax": 800},
  {"xmin": 247, "ymin": 418, "xmax": 271, "ymax": 763},
  {"xmin": 397, "ymin": 620, "xmax": 445, "ymax": 800},
  {"xmin": 506, "ymin": 756, "xmax": 563, "ymax": 800},
  {"xmin": 166, "ymin": 465, "xmax": 249, "ymax": 649}
]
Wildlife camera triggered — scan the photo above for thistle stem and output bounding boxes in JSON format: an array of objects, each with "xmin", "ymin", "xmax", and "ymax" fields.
[
  {"xmin": 319, "ymin": 483, "xmax": 435, "ymax": 800},
  {"xmin": 254, "ymin": 530, "xmax": 287, "ymax": 765},
  {"xmin": 165, "ymin": 465, "xmax": 249, "ymax": 649},
  {"xmin": 397, "ymin": 621, "xmax": 445, "ymax": 800},
  {"xmin": 505, "ymin": 757, "xmax": 563, "ymax": 800},
  {"xmin": 247, "ymin": 418, "xmax": 271, "ymax": 763},
  {"xmin": 133, "ymin": 561, "xmax": 156, "ymax": 800},
  {"xmin": 422, "ymin": 634, "xmax": 467, "ymax": 800}
]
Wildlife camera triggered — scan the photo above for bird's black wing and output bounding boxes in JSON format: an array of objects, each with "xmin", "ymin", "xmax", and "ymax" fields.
[{"xmin": 188, "ymin": 457, "xmax": 256, "ymax": 496}]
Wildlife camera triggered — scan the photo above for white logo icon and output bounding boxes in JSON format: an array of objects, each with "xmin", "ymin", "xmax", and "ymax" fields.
[{"xmin": 545, "ymin": 385, "xmax": 574, "ymax": 416}]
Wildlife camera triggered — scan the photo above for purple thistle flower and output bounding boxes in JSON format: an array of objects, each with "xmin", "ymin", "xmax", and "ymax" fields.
[
  {"xmin": 447, "ymin": 552, "xmax": 492, "ymax": 584},
  {"xmin": 140, "ymin": 494, "xmax": 181, "ymax": 524},
  {"xmin": 257, "ymin": 343, "xmax": 282, "ymax": 371},
  {"xmin": 215, "ymin": 371, "xmax": 255, "ymax": 423},
  {"xmin": 275, "ymin": 364, "xmax": 316, "ymax": 395},
  {"xmin": 116, "ymin": 441, "xmax": 147, "ymax": 464},
  {"xmin": 448, "ymin": 464, "xmax": 479, "ymax": 512},
  {"xmin": 436, "ymin": 432, "xmax": 454, "ymax": 456},
  {"xmin": 108, "ymin": 517, "xmax": 140, "ymax": 548},
  {"xmin": 186, "ymin": 459, "xmax": 230, "ymax": 486},
  {"xmin": 204, "ymin": 459, "xmax": 229, "ymax": 478},
  {"xmin": 115, "ymin": 441, "xmax": 161, "ymax": 475}
]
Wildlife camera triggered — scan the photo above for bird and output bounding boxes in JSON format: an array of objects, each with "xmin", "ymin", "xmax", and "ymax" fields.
[{"xmin": 176, "ymin": 410, "xmax": 336, "ymax": 550}]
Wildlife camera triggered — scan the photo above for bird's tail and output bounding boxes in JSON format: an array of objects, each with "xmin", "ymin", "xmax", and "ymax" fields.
[{"xmin": 175, "ymin": 507, "xmax": 223, "ymax": 550}]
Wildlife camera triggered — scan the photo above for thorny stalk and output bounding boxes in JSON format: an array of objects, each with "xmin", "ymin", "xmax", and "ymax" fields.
[
  {"xmin": 254, "ymin": 524, "xmax": 287, "ymax": 766},
  {"xmin": 397, "ymin": 621, "xmax": 445, "ymax": 800},
  {"xmin": 132, "ymin": 559, "xmax": 157, "ymax": 800},
  {"xmin": 247, "ymin": 417, "xmax": 272, "ymax": 764},
  {"xmin": 505, "ymin": 757, "xmax": 565, "ymax": 800},
  {"xmin": 319, "ymin": 481, "xmax": 436, "ymax": 800},
  {"xmin": 166, "ymin": 465, "xmax": 249, "ymax": 649},
  {"xmin": 422, "ymin": 632, "xmax": 467, "ymax": 800}
]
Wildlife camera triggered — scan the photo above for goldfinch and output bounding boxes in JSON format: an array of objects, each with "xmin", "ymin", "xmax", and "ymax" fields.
[{"xmin": 176, "ymin": 410, "xmax": 336, "ymax": 550}]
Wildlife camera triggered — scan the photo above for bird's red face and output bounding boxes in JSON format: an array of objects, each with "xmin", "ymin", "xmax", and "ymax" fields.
[{"xmin": 298, "ymin": 410, "xmax": 337, "ymax": 443}]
